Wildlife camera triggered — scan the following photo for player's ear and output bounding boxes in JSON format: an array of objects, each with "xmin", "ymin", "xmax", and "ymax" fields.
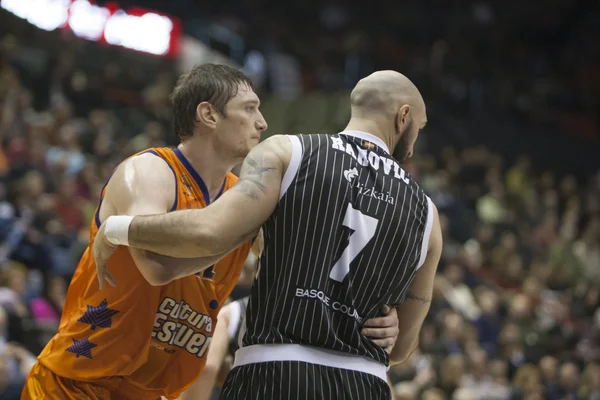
[
  {"xmin": 196, "ymin": 102, "xmax": 219, "ymax": 129},
  {"xmin": 395, "ymin": 104, "xmax": 410, "ymax": 136}
]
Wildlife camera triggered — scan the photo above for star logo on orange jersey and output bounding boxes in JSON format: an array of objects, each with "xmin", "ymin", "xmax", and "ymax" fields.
[
  {"xmin": 78, "ymin": 299, "xmax": 119, "ymax": 330},
  {"xmin": 66, "ymin": 338, "xmax": 97, "ymax": 359}
]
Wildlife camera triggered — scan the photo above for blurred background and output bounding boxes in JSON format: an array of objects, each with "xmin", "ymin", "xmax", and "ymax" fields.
[{"xmin": 0, "ymin": 0, "xmax": 599, "ymax": 399}]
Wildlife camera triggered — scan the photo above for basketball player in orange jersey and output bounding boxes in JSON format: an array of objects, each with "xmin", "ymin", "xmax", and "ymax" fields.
[
  {"xmin": 22, "ymin": 64, "xmax": 400, "ymax": 400},
  {"xmin": 21, "ymin": 64, "xmax": 260, "ymax": 400}
]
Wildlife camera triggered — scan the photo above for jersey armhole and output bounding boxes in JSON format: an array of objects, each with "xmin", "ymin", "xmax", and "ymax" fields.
[
  {"xmin": 279, "ymin": 135, "xmax": 303, "ymax": 200},
  {"xmin": 416, "ymin": 196, "xmax": 434, "ymax": 271}
]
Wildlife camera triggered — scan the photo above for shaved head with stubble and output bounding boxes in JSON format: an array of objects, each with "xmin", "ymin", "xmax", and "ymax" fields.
[{"xmin": 346, "ymin": 70, "xmax": 427, "ymax": 162}]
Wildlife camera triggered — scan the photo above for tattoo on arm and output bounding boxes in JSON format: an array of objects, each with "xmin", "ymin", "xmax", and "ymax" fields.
[
  {"xmin": 234, "ymin": 154, "xmax": 276, "ymax": 200},
  {"xmin": 246, "ymin": 158, "xmax": 275, "ymax": 178},
  {"xmin": 405, "ymin": 292, "xmax": 432, "ymax": 304}
]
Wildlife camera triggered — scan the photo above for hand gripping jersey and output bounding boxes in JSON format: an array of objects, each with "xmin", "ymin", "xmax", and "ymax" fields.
[{"xmin": 36, "ymin": 148, "xmax": 252, "ymax": 399}]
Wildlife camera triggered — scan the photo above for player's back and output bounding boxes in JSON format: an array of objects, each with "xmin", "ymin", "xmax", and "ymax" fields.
[
  {"xmin": 241, "ymin": 131, "xmax": 433, "ymax": 365},
  {"xmin": 35, "ymin": 148, "xmax": 251, "ymax": 399}
]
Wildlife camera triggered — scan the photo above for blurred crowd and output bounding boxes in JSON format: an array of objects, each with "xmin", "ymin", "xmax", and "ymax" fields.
[
  {"xmin": 390, "ymin": 148, "xmax": 600, "ymax": 400},
  {"xmin": 0, "ymin": 30, "xmax": 177, "ymax": 399},
  {"xmin": 194, "ymin": 0, "xmax": 600, "ymax": 139},
  {"xmin": 1, "ymin": 0, "xmax": 600, "ymax": 399}
]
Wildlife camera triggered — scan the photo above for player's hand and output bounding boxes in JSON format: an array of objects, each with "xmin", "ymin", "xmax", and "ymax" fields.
[
  {"xmin": 361, "ymin": 305, "xmax": 399, "ymax": 354},
  {"xmin": 93, "ymin": 221, "xmax": 118, "ymax": 290}
]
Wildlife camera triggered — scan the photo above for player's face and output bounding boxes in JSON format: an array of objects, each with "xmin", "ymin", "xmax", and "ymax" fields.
[
  {"xmin": 392, "ymin": 103, "xmax": 427, "ymax": 163},
  {"xmin": 216, "ymin": 84, "xmax": 268, "ymax": 160},
  {"xmin": 393, "ymin": 116, "xmax": 415, "ymax": 162}
]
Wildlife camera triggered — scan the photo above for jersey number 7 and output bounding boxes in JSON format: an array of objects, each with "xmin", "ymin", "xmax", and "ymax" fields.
[{"xmin": 329, "ymin": 203, "xmax": 379, "ymax": 282}]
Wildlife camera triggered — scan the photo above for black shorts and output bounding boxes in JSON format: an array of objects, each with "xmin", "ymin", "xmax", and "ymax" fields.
[{"xmin": 219, "ymin": 361, "xmax": 391, "ymax": 400}]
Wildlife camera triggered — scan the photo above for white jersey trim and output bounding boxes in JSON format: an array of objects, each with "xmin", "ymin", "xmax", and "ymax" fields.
[
  {"xmin": 234, "ymin": 343, "xmax": 388, "ymax": 382},
  {"xmin": 227, "ymin": 300, "xmax": 242, "ymax": 340},
  {"xmin": 340, "ymin": 130, "xmax": 390, "ymax": 154},
  {"xmin": 416, "ymin": 196, "xmax": 434, "ymax": 270},
  {"xmin": 279, "ymin": 135, "xmax": 303, "ymax": 200}
]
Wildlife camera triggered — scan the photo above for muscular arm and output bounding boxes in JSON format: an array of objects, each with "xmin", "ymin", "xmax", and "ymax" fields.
[
  {"xmin": 389, "ymin": 203, "xmax": 442, "ymax": 365},
  {"xmin": 101, "ymin": 154, "xmax": 221, "ymax": 285},
  {"xmin": 122, "ymin": 135, "xmax": 291, "ymax": 258}
]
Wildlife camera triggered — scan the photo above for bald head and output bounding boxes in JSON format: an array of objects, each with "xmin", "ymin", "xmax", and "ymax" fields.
[
  {"xmin": 350, "ymin": 70, "xmax": 424, "ymax": 118},
  {"xmin": 346, "ymin": 70, "xmax": 426, "ymax": 162}
]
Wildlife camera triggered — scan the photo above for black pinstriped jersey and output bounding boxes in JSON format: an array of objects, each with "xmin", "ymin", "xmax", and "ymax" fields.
[{"xmin": 240, "ymin": 131, "xmax": 433, "ymax": 366}]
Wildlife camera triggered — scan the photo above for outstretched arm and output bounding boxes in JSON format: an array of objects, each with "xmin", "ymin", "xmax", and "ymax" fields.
[{"xmin": 97, "ymin": 135, "xmax": 291, "ymax": 259}]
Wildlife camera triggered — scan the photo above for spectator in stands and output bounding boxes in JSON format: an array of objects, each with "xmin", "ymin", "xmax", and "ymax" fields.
[
  {"xmin": 0, "ymin": 261, "xmax": 29, "ymax": 320},
  {"xmin": 555, "ymin": 362, "xmax": 580, "ymax": 400},
  {"xmin": 0, "ymin": 306, "xmax": 35, "ymax": 399},
  {"xmin": 29, "ymin": 274, "xmax": 66, "ymax": 345},
  {"xmin": 1, "ymin": 2, "xmax": 600, "ymax": 398},
  {"xmin": 0, "ymin": 350, "xmax": 25, "ymax": 400},
  {"xmin": 421, "ymin": 388, "xmax": 447, "ymax": 400},
  {"xmin": 580, "ymin": 362, "xmax": 600, "ymax": 400}
]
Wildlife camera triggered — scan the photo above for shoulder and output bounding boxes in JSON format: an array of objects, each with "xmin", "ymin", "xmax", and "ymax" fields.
[
  {"xmin": 407, "ymin": 173, "xmax": 431, "ymax": 205},
  {"xmin": 114, "ymin": 151, "xmax": 175, "ymax": 187},
  {"xmin": 102, "ymin": 151, "xmax": 177, "ymax": 214},
  {"xmin": 235, "ymin": 136, "xmax": 295, "ymax": 179},
  {"xmin": 126, "ymin": 151, "xmax": 173, "ymax": 173},
  {"xmin": 250, "ymin": 135, "xmax": 293, "ymax": 157},
  {"xmin": 263, "ymin": 134, "xmax": 293, "ymax": 147},
  {"xmin": 251, "ymin": 135, "xmax": 294, "ymax": 165}
]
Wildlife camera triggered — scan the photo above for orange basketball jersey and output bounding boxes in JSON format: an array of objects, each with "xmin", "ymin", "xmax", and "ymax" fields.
[{"xmin": 37, "ymin": 148, "xmax": 252, "ymax": 399}]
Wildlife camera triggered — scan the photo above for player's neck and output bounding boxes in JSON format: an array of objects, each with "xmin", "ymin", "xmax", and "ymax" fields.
[
  {"xmin": 176, "ymin": 139, "xmax": 236, "ymax": 201},
  {"xmin": 344, "ymin": 118, "xmax": 395, "ymax": 154}
]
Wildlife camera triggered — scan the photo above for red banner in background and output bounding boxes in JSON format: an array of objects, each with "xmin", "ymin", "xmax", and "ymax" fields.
[{"xmin": 1, "ymin": 0, "xmax": 182, "ymax": 57}]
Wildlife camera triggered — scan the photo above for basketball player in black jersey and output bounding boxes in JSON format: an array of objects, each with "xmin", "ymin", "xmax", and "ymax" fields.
[
  {"xmin": 184, "ymin": 296, "xmax": 400, "ymax": 400},
  {"xmin": 181, "ymin": 261, "xmax": 401, "ymax": 399},
  {"xmin": 95, "ymin": 70, "xmax": 442, "ymax": 399}
]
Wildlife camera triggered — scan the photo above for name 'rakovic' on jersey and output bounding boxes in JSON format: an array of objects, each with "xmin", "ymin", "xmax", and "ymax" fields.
[{"xmin": 329, "ymin": 136, "xmax": 411, "ymax": 184}]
